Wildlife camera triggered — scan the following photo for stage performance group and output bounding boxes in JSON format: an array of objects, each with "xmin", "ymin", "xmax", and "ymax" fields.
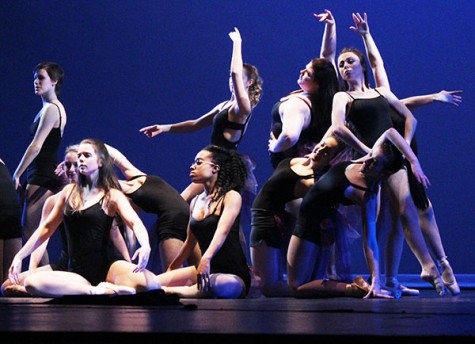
[{"xmin": 0, "ymin": 9, "xmax": 463, "ymax": 300}]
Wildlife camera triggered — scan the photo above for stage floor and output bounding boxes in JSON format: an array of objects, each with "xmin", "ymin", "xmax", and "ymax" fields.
[{"xmin": 1, "ymin": 282, "xmax": 475, "ymax": 343}]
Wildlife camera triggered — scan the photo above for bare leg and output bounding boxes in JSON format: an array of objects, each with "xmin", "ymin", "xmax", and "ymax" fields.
[
  {"xmin": 23, "ymin": 185, "xmax": 54, "ymax": 266},
  {"xmin": 418, "ymin": 202, "xmax": 460, "ymax": 295},
  {"xmin": 250, "ymin": 242, "xmax": 289, "ymax": 297},
  {"xmin": 386, "ymin": 170, "xmax": 444, "ymax": 296},
  {"xmin": 106, "ymin": 260, "xmax": 161, "ymax": 293}
]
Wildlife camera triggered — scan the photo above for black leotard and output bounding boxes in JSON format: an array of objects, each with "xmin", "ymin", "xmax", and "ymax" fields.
[
  {"xmin": 294, "ymin": 161, "xmax": 372, "ymax": 245},
  {"xmin": 346, "ymin": 90, "xmax": 393, "ymax": 159},
  {"xmin": 63, "ymin": 197, "xmax": 119, "ymax": 285},
  {"xmin": 250, "ymin": 158, "xmax": 315, "ymax": 248},
  {"xmin": 210, "ymin": 104, "xmax": 251, "ymax": 150},
  {"xmin": 126, "ymin": 175, "xmax": 189, "ymax": 242},
  {"xmin": 26, "ymin": 103, "xmax": 63, "ymax": 192},
  {"xmin": 0, "ymin": 162, "xmax": 22, "ymax": 239},
  {"xmin": 189, "ymin": 199, "xmax": 251, "ymax": 297}
]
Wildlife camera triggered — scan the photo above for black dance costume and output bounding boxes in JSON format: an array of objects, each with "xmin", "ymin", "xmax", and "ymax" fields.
[
  {"xmin": 250, "ymin": 158, "xmax": 315, "ymax": 248},
  {"xmin": 26, "ymin": 103, "xmax": 63, "ymax": 192},
  {"xmin": 294, "ymin": 161, "xmax": 372, "ymax": 246},
  {"xmin": 269, "ymin": 96, "xmax": 322, "ymax": 169},
  {"xmin": 210, "ymin": 104, "xmax": 251, "ymax": 150},
  {"xmin": 346, "ymin": 89, "xmax": 393, "ymax": 159},
  {"xmin": 189, "ymin": 198, "xmax": 251, "ymax": 297},
  {"xmin": 63, "ymin": 197, "xmax": 119, "ymax": 285},
  {"xmin": 126, "ymin": 175, "xmax": 189, "ymax": 242},
  {"xmin": 0, "ymin": 162, "xmax": 22, "ymax": 239}
]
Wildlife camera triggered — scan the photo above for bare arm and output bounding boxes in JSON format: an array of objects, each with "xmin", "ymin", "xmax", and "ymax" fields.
[
  {"xmin": 13, "ymin": 104, "xmax": 60, "ymax": 189},
  {"xmin": 139, "ymin": 104, "xmax": 222, "ymax": 138},
  {"xmin": 374, "ymin": 128, "xmax": 429, "ymax": 188},
  {"xmin": 196, "ymin": 190, "xmax": 242, "ymax": 291},
  {"xmin": 268, "ymin": 97, "xmax": 310, "ymax": 153},
  {"xmin": 229, "ymin": 27, "xmax": 252, "ymax": 118},
  {"xmin": 402, "ymin": 90, "xmax": 463, "ymax": 110},
  {"xmin": 111, "ymin": 189, "xmax": 150, "ymax": 272},
  {"xmin": 315, "ymin": 9, "xmax": 337, "ymax": 72},
  {"xmin": 9, "ymin": 186, "xmax": 67, "ymax": 284},
  {"xmin": 105, "ymin": 144, "xmax": 144, "ymax": 179},
  {"xmin": 331, "ymin": 92, "xmax": 371, "ymax": 155},
  {"xmin": 350, "ymin": 12, "xmax": 389, "ymax": 89}
]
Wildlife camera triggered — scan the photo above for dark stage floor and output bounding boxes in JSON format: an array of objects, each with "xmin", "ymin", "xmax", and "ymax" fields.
[{"xmin": 1, "ymin": 276, "xmax": 475, "ymax": 344}]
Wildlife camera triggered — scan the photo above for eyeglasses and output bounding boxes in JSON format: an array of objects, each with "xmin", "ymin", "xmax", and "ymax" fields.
[{"xmin": 191, "ymin": 158, "xmax": 216, "ymax": 168}]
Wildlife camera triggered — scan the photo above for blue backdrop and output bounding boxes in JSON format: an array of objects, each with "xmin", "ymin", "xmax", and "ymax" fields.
[{"xmin": 1, "ymin": 0, "xmax": 473, "ymax": 275}]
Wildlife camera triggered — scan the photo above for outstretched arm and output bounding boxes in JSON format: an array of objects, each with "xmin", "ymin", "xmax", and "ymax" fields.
[
  {"xmin": 402, "ymin": 90, "xmax": 463, "ymax": 111},
  {"xmin": 139, "ymin": 105, "xmax": 222, "ymax": 138}
]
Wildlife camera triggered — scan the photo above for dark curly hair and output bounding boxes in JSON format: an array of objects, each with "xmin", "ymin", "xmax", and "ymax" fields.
[{"xmin": 203, "ymin": 145, "xmax": 247, "ymax": 203}]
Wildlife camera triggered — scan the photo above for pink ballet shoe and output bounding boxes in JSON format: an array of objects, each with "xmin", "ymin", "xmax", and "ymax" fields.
[
  {"xmin": 438, "ymin": 256, "xmax": 461, "ymax": 296},
  {"xmin": 90, "ymin": 282, "xmax": 136, "ymax": 295},
  {"xmin": 420, "ymin": 269, "xmax": 445, "ymax": 296}
]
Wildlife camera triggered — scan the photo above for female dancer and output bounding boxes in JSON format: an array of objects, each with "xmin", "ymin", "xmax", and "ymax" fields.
[
  {"xmin": 331, "ymin": 36, "xmax": 445, "ymax": 295},
  {"xmin": 8, "ymin": 139, "xmax": 158, "ymax": 297},
  {"xmin": 287, "ymin": 128, "xmax": 429, "ymax": 298},
  {"xmin": 2, "ymin": 144, "xmax": 130, "ymax": 296},
  {"xmin": 13, "ymin": 62, "xmax": 67, "ymax": 266},
  {"xmin": 250, "ymin": 134, "xmax": 345, "ymax": 296},
  {"xmin": 105, "ymin": 144, "xmax": 200, "ymax": 273},
  {"xmin": 348, "ymin": 12, "xmax": 460, "ymax": 295},
  {"xmin": 140, "ymin": 27, "xmax": 262, "ymax": 202},
  {"xmin": 160, "ymin": 145, "xmax": 251, "ymax": 298}
]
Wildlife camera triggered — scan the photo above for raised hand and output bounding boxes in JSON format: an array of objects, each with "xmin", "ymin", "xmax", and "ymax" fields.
[
  {"xmin": 350, "ymin": 12, "xmax": 369, "ymax": 36},
  {"xmin": 314, "ymin": 9, "xmax": 334, "ymax": 25}
]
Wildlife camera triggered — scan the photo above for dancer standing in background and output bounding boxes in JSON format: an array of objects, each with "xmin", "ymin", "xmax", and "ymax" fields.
[{"xmin": 13, "ymin": 62, "xmax": 67, "ymax": 266}]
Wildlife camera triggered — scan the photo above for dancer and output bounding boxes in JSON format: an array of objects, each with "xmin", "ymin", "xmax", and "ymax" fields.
[
  {"xmin": 331, "ymin": 19, "xmax": 445, "ymax": 295},
  {"xmin": 350, "ymin": 12, "xmax": 461, "ymax": 296},
  {"xmin": 105, "ymin": 144, "xmax": 200, "ymax": 273},
  {"xmin": 8, "ymin": 139, "xmax": 158, "ymax": 297},
  {"xmin": 12, "ymin": 62, "xmax": 67, "ymax": 266},
  {"xmin": 160, "ymin": 145, "xmax": 251, "ymax": 299},
  {"xmin": 287, "ymin": 128, "xmax": 429, "ymax": 298},
  {"xmin": 2, "ymin": 144, "xmax": 130, "ymax": 296},
  {"xmin": 268, "ymin": 9, "xmax": 339, "ymax": 169},
  {"xmin": 140, "ymin": 27, "xmax": 262, "ymax": 202},
  {"xmin": 251, "ymin": 134, "xmax": 346, "ymax": 296}
]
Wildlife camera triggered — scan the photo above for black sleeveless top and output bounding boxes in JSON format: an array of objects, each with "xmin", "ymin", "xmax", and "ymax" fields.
[
  {"xmin": 26, "ymin": 103, "xmax": 63, "ymax": 191},
  {"xmin": 346, "ymin": 89, "xmax": 392, "ymax": 159},
  {"xmin": 189, "ymin": 199, "xmax": 251, "ymax": 296},
  {"xmin": 252, "ymin": 157, "xmax": 314, "ymax": 213},
  {"xmin": 63, "ymin": 197, "xmax": 117, "ymax": 285},
  {"xmin": 210, "ymin": 104, "xmax": 251, "ymax": 150}
]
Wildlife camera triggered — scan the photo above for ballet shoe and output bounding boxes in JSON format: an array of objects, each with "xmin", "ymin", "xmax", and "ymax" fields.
[
  {"xmin": 346, "ymin": 275, "xmax": 371, "ymax": 298},
  {"xmin": 90, "ymin": 282, "xmax": 136, "ymax": 295},
  {"xmin": 385, "ymin": 277, "xmax": 420, "ymax": 297},
  {"xmin": 438, "ymin": 256, "xmax": 461, "ymax": 296},
  {"xmin": 420, "ymin": 269, "xmax": 445, "ymax": 296}
]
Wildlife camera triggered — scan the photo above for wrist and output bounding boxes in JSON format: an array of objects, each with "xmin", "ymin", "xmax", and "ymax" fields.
[{"xmin": 161, "ymin": 124, "xmax": 171, "ymax": 133}]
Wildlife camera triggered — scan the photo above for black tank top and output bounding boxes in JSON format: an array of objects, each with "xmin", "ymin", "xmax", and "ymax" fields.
[{"xmin": 346, "ymin": 89, "xmax": 392, "ymax": 159}]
